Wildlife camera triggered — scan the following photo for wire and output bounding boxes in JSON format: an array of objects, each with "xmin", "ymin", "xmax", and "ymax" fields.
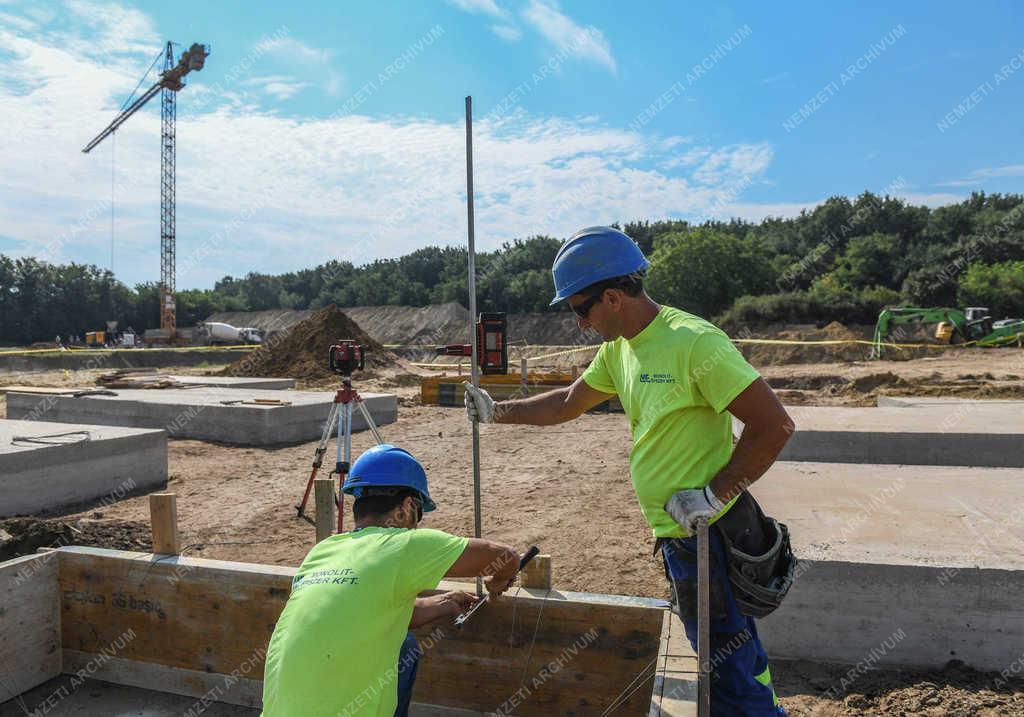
[
  {"xmin": 11, "ymin": 430, "xmax": 91, "ymax": 445},
  {"xmin": 110, "ymin": 130, "xmax": 115, "ymax": 273},
  {"xmin": 120, "ymin": 47, "xmax": 165, "ymax": 112}
]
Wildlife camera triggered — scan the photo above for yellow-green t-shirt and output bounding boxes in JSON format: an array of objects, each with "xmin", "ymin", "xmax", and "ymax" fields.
[
  {"xmin": 582, "ymin": 305, "xmax": 760, "ymax": 538},
  {"xmin": 261, "ymin": 527, "xmax": 469, "ymax": 717}
]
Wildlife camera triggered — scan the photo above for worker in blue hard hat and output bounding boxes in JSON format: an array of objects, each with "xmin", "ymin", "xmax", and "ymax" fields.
[
  {"xmin": 261, "ymin": 444, "xmax": 521, "ymax": 717},
  {"xmin": 464, "ymin": 226, "xmax": 796, "ymax": 716}
]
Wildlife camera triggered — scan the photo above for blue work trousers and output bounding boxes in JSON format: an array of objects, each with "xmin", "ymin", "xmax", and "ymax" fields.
[
  {"xmin": 661, "ymin": 530, "xmax": 787, "ymax": 716},
  {"xmin": 394, "ymin": 631, "xmax": 421, "ymax": 717}
]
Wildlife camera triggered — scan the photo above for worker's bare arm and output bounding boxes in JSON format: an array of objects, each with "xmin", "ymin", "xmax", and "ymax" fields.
[
  {"xmin": 445, "ymin": 538, "xmax": 520, "ymax": 582},
  {"xmin": 409, "ymin": 591, "xmax": 479, "ymax": 628},
  {"xmin": 708, "ymin": 378, "xmax": 795, "ymax": 503},
  {"xmin": 493, "ymin": 377, "xmax": 613, "ymax": 425}
]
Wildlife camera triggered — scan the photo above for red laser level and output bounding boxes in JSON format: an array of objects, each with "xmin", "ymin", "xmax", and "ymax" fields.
[{"xmin": 436, "ymin": 312, "xmax": 507, "ymax": 375}]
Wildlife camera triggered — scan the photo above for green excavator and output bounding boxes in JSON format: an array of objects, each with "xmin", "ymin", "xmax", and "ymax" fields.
[{"xmin": 871, "ymin": 306, "xmax": 1024, "ymax": 358}]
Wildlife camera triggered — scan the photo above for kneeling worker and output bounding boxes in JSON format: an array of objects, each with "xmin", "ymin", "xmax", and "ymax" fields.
[{"xmin": 261, "ymin": 444, "xmax": 521, "ymax": 716}]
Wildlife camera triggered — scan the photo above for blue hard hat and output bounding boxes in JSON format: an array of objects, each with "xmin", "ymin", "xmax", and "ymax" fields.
[
  {"xmin": 550, "ymin": 226, "xmax": 649, "ymax": 305},
  {"xmin": 342, "ymin": 444, "xmax": 436, "ymax": 512}
]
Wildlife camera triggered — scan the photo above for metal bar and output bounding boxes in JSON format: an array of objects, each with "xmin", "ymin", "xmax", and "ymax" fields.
[
  {"xmin": 697, "ymin": 517, "xmax": 711, "ymax": 717},
  {"xmin": 82, "ymin": 83, "xmax": 161, "ymax": 153},
  {"xmin": 465, "ymin": 95, "xmax": 482, "ymax": 596},
  {"xmin": 355, "ymin": 399, "xmax": 384, "ymax": 444}
]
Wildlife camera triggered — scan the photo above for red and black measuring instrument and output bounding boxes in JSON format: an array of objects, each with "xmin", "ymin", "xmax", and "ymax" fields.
[
  {"xmin": 436, "ymin": 312, "xmax": 508, "ymax": 375},
  {"xmin": 453, "ymin": 545, "xmax": 540, "ymax": 628},
  {"xmin": 296, "ymin": 340, "xmax": 384, "ymax": 532}
]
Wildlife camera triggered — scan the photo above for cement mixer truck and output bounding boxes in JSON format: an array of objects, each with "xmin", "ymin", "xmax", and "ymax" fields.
[{"xmin": 199, "ymin": 322, "xmax": 262, "ymax": 345}]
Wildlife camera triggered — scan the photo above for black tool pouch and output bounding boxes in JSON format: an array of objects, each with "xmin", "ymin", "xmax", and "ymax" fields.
[
  {"xmin": 713, "ymin": 490, "xmax": 797, "ymax": 618},
  {"xmin": 660, "ymin": 538, "xmax": 731, "ymax": 622}
]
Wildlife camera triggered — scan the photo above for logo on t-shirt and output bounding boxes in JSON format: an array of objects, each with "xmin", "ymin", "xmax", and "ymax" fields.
[
  {"xmin": 292, "ymin": 568, "xmax": 360, "ymax": 591},
  {"xmin": 639, "ymin": 372, "xmax": 676, "ymax": 384}
]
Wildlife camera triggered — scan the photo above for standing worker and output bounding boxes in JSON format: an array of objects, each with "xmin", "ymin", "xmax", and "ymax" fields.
[
  {"xmin": 261, "ymin": 444, "xmax": 522, "ymax": 717},
  {"xmin": 464, "ymin": 226, "xmax": 796, "ymax": 716}
]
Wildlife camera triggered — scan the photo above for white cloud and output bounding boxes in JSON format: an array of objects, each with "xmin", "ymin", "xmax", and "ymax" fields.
[
  {"xmin": 490, "ymin": 24, "xmax": 522, "ymax": 42},
  {"xmin": 521, "ymin": 0, "xmax": 616, "ymax": 74},
  {"xmin": 252, "ymin": 35, "xmax": 342, "ymax": 96},
  {"xmin": 898, "ymin": 191, "xmax": 965, "ymax": 206},
  {"xmin": 937, "ymin": 164, "xmax": 1024, "ymax": 187},
  {"xmin": 242, "ymin": 74, "xmax": 311, "ymax": 100},
  {"xmin": 445, "ymin": 0, "xmax": 506, "ymax": 18},
  {"xmin": 0, "ymin": 2, "xmax": 775, "ymax": 290}
]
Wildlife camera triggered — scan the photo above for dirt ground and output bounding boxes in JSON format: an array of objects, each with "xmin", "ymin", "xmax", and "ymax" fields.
[{"xmin": 3, "ymin": 345, "xmax": 1024, "ymax": 714}]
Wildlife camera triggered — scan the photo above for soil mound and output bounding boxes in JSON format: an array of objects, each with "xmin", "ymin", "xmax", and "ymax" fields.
[
  {"xmin": 738, "ymin": 323, "xmax": 939, "ymax": 366},
  {"xmin": 223, "ymin": 305, "xmax": 399, "ymax": 381},
  {"xmin": 0, "ymin": 517, "xmax": 150, "ymax": 562}
]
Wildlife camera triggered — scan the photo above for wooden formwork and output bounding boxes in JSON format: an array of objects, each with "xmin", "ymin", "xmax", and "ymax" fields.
[{"xmin": 0, "ymin": 546, "xmax": 687, "ymax": 715}]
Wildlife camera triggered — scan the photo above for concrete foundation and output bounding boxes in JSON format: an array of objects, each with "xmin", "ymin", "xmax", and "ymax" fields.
[
  {"xmin": 751, "ymin": 461, "xmax": 1024, "ymax": 671},
  {"xmin": 0, "ymin": 420, "xmax": 166, "ymax": 517},
  {"xmin": 6, "ymin": 388, "xmax": 397, "ymax": 446},
  {"xmin": 0, "ymin": 348, "xmax": 250, "ymax": 374},
  {"xmin": 0, "ymin": 677, "xmax": 482, "ymax": 716},
  {"xmin": 877, "ymin": 395, "xmax": 1024, "ymax": 407},
  {"xmin": 771, "ymin": 404, "xmax": 1024, "ymax": 467},
  {"xmin": 170, "ymin": 375, "xmax": 295, "ymax": 390}
]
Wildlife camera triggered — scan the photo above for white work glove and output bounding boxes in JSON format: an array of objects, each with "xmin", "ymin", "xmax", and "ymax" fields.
[
  {"xmin": 463, "ymin": 382, "xmax": 496, "ymax": 424},
  {"xmin": 664, "ymin": 486, "xmax": 725, "ymax": 534}
]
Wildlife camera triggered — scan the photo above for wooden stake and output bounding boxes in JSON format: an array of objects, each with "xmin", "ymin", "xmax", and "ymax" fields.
[
  {"xmin": 149, "ymin": 493, "xmax": 180, "ymax": 555},
  {"xmin": 521, "ymin": 554, "xmax": 551, "ymax": 590},
  {"xmin": 520, "ymin": 357, "xmax": 528, "ymax": 397},
  {"xmin": 314, "ymin": 478, "xmax": 335, "ymax": 543}
]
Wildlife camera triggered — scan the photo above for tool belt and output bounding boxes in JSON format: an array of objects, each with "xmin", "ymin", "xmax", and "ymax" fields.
[{"xmin": 658, "ymin": 490, "xmax": 797, "ymax": 620}]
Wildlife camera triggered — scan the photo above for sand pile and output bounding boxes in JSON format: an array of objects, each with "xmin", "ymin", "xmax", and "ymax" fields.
[{"xmin": 224, "ymin": 305, "xmax": 399, "ymax": 381}]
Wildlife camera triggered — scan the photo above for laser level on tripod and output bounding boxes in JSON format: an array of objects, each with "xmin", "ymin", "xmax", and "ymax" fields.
[
  {"xmin": 296, "ymin": 339, "xmax": 384, "ymax": 532},
  {"xmin": 435, "ymin": 312, "xmax": 508, "ymax": 375}
]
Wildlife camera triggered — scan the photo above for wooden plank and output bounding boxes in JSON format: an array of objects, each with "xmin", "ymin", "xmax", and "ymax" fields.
[
  {"xmin": 314, "ymin": 478, "xmax": 334, "ymax": 543},
  {"xmin": 0, "ymin": 552, "xmax": 61, "ymax": 702},
  {"xmin": 57, "ymin": 549, "xmax": 290, "ymax": 678},
  {"xmin": 411, "ymin": 593, "xmax": 663, "ymax": 715},
  {"xmin": 521, "ymin": 554, "xmax": 551, "ymax": 590},
  {"xmin": 53, "ymin": 548, "xmax": 664, "ymax": 714},
  {"xmin": 149, "ymin": 493, "xmax": 180, "ymax": 555},
  {"xmin": 61, "ymin": 650, "xmax": 264, "ymax": 708},
  {"xmin": 0, "ymin": 386, "xmax": 81, "ymax": 395}
]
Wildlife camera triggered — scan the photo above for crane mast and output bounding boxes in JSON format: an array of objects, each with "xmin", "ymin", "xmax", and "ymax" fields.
[
  {"xmin": 83, "ymin": 41, "xmax": 209, "ymax": 336},
  {"xmin": 160, "ymin": 42, "xmax": 177, "ymax": 333}
]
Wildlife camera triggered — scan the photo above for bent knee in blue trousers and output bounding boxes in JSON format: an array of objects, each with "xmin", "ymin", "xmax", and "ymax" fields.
[
  {"xmin": 394, "ymin": 631, "xmax": 422, "ymax": 717},
  {"xmin": 662, "ymin": 532, "xmax": 787, "ymax": 716}
]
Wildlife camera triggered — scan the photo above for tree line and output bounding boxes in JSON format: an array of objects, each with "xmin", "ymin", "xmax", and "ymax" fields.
[{"xmin": 1, "ymin": 192, "xmax": 1022, "ymax": 344}]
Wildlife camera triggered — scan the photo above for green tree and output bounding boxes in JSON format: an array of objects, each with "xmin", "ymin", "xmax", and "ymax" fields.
[
  {"xmin": 957, "ymin": 260, "xmax": 1024, "ymax": 317},
  {"xmin": 646, "ymin": 228, "xmax": 773, "ymax": 318}
]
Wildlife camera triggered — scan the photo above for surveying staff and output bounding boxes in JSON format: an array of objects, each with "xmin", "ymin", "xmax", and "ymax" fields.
[
  {"xmin": 261, "ymin": 444, "xmax": 521, "ymax": 717},
  {"xmin": 464, "ymin": 226, "xmax": 796, "ymax": 716}
]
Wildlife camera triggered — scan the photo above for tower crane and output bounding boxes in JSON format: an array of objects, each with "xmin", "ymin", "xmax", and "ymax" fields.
[{"xmin": 82, "ymin": 41, "xmax": 209, "ymax": 336}]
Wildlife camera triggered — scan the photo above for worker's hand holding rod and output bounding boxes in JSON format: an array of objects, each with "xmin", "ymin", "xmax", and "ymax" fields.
[{"xmin": 454, "ymin": 545, "xmax": 540, "ymax": 628}]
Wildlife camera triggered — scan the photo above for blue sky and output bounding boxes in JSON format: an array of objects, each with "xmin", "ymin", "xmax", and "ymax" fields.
[{"xmin": 1, "ymin": 0, "xmax": 1023, "ymax": 289}]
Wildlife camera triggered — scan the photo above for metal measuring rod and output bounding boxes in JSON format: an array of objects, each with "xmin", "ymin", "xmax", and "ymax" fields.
[
  {"xmin": 696, "ymin": 517, "xmax": 711, "ymax": 717},
  {"xmin": 454, "ymin": 546, "xmax": 540, "ymax": 629}
]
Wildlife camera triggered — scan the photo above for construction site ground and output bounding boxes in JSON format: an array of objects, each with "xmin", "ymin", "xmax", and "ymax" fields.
[{"xmin": 3, "ymin": 344, "xmax": 1024, "ymax": 714}]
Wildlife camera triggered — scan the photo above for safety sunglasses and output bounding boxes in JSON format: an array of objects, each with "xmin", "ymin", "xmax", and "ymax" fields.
[{"xmin": 570, "ymin": 291, "xmax": 604, "ymax": 318}]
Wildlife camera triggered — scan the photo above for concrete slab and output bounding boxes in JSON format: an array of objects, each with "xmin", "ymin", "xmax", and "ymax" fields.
[
  {"xmin": 5, "ymin": 388, "xmax": 397, "ymax": 446},
  {"xmin": 170, "ymin": 375, "xmax": 296, "ymax": 390},
  {"xmin": 751, "ymin": 461, "xmax": 1024, "ymax": 671},
  {"xmin": 770, "ymin": 404, "xmax": 1024, "ymax": 467},
  {"xmin": 751, "ymin": 461, "xmax": 1024, "ymax": 569},
  {"xmin": 0, "ymin": 420, "xmax": 166, "ymax": 517},
  {"xmin": 877, "ymin": 395, "xmax": 1024, "ymax": 407},
  {"xmin": 0, "ymin": 677, "xmax": 482, "ymax": 716}
]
